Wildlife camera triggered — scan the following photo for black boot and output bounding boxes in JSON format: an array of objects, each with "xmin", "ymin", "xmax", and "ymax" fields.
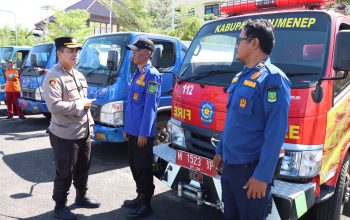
[
  {"xmin": 122, "ymin": 195, "xmax": 142, "ymax": 209},
  {"xmin": 127, "ymin": 196, "xmax": 152, "ymax": 219},
  {"xmin": 127, "ymin": 204, "xmax": 152, "ymax": 219},
  {"xmin": 75, "ymin": 192, "xmax": 100, "ymax": 208},
  {"xmin": 53, "ymin": 206, "xmax": 77, "ymax": 220}
]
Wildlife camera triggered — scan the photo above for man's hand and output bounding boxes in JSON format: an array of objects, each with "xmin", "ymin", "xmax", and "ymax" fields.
[
  {"xmin": 90, "ymin": 125, "xmax": 94, "ymax": 137},
  {"xmin": 123, "ymin": 133, "xmax": 129, "ymax": 139},
  {"xmin": 83, "ymin": 99, "xmax": 92, "ymax": 110},
  {"xmin": 213, "ymin": 154, "xmax": 223, "ymax": 173},
  {"xmin": 137, "ymin": 136, "xmax": 148, "ymax": 148},
  {"xmin": 244, "ymin": 177, "xmax": 268, "ymax": 199}
]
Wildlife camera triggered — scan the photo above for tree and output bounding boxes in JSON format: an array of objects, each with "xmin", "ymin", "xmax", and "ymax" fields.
[
  {"xmin": 99, "ymin": 0, "xmax": 151, "ymax": 32},
  {"xmin": 47, "ymin": 9, "xmax": 93, "ymax": 43},
  {"xmin": 0, "ymin": 25, "xmax": 39, "ymax": 46},
  {"xmin": 168, "ymin": 7, "xmax": 202, "ymax": 41},
  {"xmin": 147, "ymin": 0, "xmax": 172, "ymax": 34}
]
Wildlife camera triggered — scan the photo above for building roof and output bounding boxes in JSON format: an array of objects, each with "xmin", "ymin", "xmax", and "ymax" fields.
[{"xmin": 35, "ymin": 0, "xmax": 120, "ymax": 28}]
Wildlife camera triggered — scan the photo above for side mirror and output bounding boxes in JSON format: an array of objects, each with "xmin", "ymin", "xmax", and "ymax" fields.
[
  {"xmin": 30, "ymin": 54, "xmax": 38, "ymax": 67},
  {"xmin": 333, "ymin": 30, "xmax": 350, "ymax": 72},
  {"xmin": 107, "ymin": 49, "xmax": 119, "ymax": 71},
  {"xmin": 151, "ymin": 46, "xmax": 163, "ymax": 69},
  {"xmin": 311, "ymin": 30, "xmax": 350, "ymax": 103}
]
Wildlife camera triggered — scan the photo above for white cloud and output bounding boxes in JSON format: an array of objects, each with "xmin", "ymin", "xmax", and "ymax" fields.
[{"xmin": 0, "ymin": 0, "xmax": 80, "ymax": 30}]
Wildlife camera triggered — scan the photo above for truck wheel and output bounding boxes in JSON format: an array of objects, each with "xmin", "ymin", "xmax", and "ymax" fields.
[
  {"xmin": 43, "ymin": 113, "xmax": 51, "ymax": 120},
  {"xmin": 314, "ymin": 154, "xmax": 350, "ymax": 220},
  {"xmin": 154, "ymin": 114, "xmax": 170, "ymax": 145}
]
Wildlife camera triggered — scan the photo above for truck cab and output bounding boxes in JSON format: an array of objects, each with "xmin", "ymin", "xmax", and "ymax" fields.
[
  {"xmin": 76, "ymin": 32, "xmax": 187, "ymax": 144},
  {"xmin": 18, "ymin": 43, "xmax": 57, "ymax": 118},
  {"xmin": 152, "ymin": 6, "xmax": 350, "ymax": 220},
  {"xmin": 0, "ymin": 46, "xmax": 31, "ymax": 102}
]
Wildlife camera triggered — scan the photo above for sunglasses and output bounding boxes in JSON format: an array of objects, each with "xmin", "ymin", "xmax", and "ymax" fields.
[{"xmin": 236, "ymin": 37, "xmax": 253, "ymax": 45}]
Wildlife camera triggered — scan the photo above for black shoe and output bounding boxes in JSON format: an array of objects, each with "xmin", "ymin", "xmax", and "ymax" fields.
[
  {"xmin": 122, "ymin": 195, "xmax": 142, "ymax": 209},
  {"xmin": 75, "ymin": 195, "xmax": 100, "ymax": 208},
  {"xmin": 19, "ymin": 116, "xmax": 26, "ymax": 120},
  {"xmin": 127, "ymin": 204, "xmax": 152, "ymax": 219},
  {"xmin": 6, "ymin": 116, "xmax": 13, "ymax": 119},
  {"xmin": 52, "ymin": 207, "xmax": 77, "ymax": 220}
]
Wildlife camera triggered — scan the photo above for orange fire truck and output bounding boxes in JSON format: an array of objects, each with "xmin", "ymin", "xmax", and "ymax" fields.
[{"xmin": 152, "ymin": 0, "xmax": 350, "ymax": 219}]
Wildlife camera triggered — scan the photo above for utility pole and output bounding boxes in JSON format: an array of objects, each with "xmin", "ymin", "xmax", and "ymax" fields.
[
  {"xmin": 41, "ymin": 5, "xmax": 50, "ymax": 42},
  {"xmin": 109, "ymin": 0, "xmax": 113, "ymax": 33},
  {"xmin": 172, "ymin": 0, "xmax": 175, "ymax": 29}
]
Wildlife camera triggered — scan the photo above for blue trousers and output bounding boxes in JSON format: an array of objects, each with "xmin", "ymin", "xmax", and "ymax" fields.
[{"xmin": 221, "ymin": 162, "xmax": 272, "ymax": 220}]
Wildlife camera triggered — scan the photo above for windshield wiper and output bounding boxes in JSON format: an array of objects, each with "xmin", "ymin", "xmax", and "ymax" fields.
[
  {"xmin": 178, "ymin": 70, "xmax": 233, "ymax": 84},
  {"xmin": 80, "ymin": 67, "xmax": 107, "ymax": 76},
  {"xmin": 286, "ymin": 72, "xmax": 319, "ymax": 77}
]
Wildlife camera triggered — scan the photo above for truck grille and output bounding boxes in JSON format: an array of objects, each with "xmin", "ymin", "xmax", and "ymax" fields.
[
  {"xmin": 182, "ymin": 123, "xmax": 219, "ymax": 159},
  {"xmin": 90, "ymin": 104, "xmax": 101, "ymax": 122},
  {"xmin": 21, "ymin": 89, "xmax": 35, "ymax": 100}
]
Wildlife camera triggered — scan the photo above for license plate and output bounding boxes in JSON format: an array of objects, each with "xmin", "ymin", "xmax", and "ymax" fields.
[{"xmin": 176, "ymin": 150, "xmax": 216, "ymax": 177}]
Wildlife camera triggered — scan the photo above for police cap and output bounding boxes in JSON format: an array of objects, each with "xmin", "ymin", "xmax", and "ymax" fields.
[
  {"xmin": 126, "ymin": 38, "xmax": 154, "ymax": 52},
  {"xmin": 54, "ymin": 36, "xmax": 82, "ymax": 50}
]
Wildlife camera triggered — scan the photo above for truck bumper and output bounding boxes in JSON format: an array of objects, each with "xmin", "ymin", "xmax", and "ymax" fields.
[
  {"xmin": 18, "ymin": 98, "xmax": 48, "ymax": 113},
  {"xmin": 0, "ymin": 92, "xmax": 5, "ymax": 102},
  {"xmin": 153, "ymin": 144, "xmax": 316, "ymax": 220},
  {"xmin": 93, "ymin": 124, "xmax": 125, "ymax": 143}
]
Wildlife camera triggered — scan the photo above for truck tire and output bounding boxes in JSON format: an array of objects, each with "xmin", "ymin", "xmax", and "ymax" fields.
[
  {"xmin": 314, "ymin": 154, "xmax": 350, "ymax": 220},
  {"xmin": 43, "ymin": 113, "xmax": 51, "ymax": 120},
  {"xmin": 154, "ymin": 114, "xmax": 170, "ymax": 145}
]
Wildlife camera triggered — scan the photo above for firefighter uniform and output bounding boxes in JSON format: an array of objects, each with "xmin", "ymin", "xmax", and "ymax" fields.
[
  {"xmin": 216, "ymin": 58, "xmax": 291, "ymax": 220},
  {"xmin": 124, "ymin": 62, "xmax": 162, "ymax": 207},
  {"xmin": 42, "ymin": 37, "xmax": 98, "ymax": 215}
]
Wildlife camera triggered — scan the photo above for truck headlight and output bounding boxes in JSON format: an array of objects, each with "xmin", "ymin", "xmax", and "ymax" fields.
[
  {"xmin": 280, "ymin": 150, "xmax": 322, "ymax": 177},
  {"xmin": 168, "ymin": 119, "xmax": 186, "ymax": 149},
  {"xmin": 100, "ymin": 101, "xmax": 123, "ymax": 127},
  {"xmin": 35, "ymin": 86, "xmax": 44, "ymax": 101},
  {"xmin": 0, "ymin": 84, "xmax": 5, "ymax": 93}
]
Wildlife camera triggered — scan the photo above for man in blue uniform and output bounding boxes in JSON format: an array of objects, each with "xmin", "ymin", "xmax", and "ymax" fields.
[
  {"xmin": 123, "ymin": 38, "xmax": 162, "ymax": 219},
  {"xmin": 213, "ymin": 19, "xmax": 291, "ymax": 220}
]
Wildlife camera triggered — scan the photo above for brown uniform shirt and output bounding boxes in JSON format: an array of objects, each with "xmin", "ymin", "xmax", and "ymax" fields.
[{"xmin": 43, "ymin": 62, "xmax": 94, "ymax": 140}]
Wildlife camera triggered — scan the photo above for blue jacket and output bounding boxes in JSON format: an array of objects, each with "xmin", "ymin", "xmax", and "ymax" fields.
[
  {"xmin": 124, "ymin": 63, "xmax": 162, "ymax": 137},
  {"xmin": 216, "ymin": 58, "xmax": 291, "ymax": 183}
]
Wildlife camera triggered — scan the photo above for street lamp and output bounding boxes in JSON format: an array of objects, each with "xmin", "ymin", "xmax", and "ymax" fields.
[{"xmin": 0, "ymin": 10, "xmax": 17, "ymax": 45}]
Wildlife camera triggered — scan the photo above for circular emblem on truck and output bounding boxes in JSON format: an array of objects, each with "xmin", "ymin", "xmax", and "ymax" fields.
[{"xmin": 200, "ymin": 101, "xmax": 215, "ymax": 125}]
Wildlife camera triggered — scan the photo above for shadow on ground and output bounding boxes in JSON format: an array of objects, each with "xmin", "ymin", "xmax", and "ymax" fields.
[
  {"xmin": 19, "ymin": 190, "xmax": 223, "ymax": 220},
  {"xmin": 2, "ymin": 141, "xmax": 129, "ymax": 184}
]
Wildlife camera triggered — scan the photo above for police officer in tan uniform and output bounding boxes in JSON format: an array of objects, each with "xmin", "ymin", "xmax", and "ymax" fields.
[{"xmin": 43, "ymin": 37, "xmax": 100, "ymax": 220}]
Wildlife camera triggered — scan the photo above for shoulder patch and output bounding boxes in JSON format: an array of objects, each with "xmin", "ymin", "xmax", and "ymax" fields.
[
  {"xmin": 267, "ymin": 91, "xmax": 277, "ymax": 103},
  {"xmin": 49, "ymin": 78, "xmax": 57, "ymax": 87},
  {"xmin": 147, "ymin": 81, "xmax": 159, "ymax": 95}
]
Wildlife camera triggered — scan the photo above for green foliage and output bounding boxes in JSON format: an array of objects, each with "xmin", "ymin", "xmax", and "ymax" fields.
[
  {"xmin": 100, "ymin": 0, "xmax": 202, "ymax": 40},
  {"xmin": 100, "ymin": 0, "xmax": 151, "ymax": 32},
  {"xmin": 0, "ymin": 25, "xmax": 40, "ymax": 46},
  {"xmin": 147, "ymin": 0, "xmax": 172, "ymax": 34},
  {"xmin": 47, "ymin": 9, "xmax": 93, "ymax": 43},
  {"xmin": 168, "ymin": 7, "xmax": 202, "ymax": 40}
]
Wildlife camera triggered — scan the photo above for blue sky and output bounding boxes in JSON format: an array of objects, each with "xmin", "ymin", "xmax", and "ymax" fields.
[{"xmin": 0, "ymin": 0, "xmax": 80, "ymax": 30}]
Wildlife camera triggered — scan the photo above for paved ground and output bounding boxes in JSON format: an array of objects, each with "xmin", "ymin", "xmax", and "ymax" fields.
[
  {"xmin": 0, "ymin": 103, "xmax": 223, "ymax": 220},
  {"xmin": 1, "ymin": 103, "xmax": 349, "ymax": 220}
]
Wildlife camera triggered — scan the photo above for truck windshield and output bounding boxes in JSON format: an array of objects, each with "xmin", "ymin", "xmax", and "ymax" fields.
[
  {"xmin": 76, "ymin": 34, "xmax": 130, "ymax": 76},
  {"xmin": 24, "ymin": 44, "xmax": 53, "ymax": 68},
  {"xmin": 179, "ymin": 12, "xmax": 331, "ymax": 88},
  {"xmin": 0, "ymin": 47, "xmax": 13, "ymax": 63}
]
